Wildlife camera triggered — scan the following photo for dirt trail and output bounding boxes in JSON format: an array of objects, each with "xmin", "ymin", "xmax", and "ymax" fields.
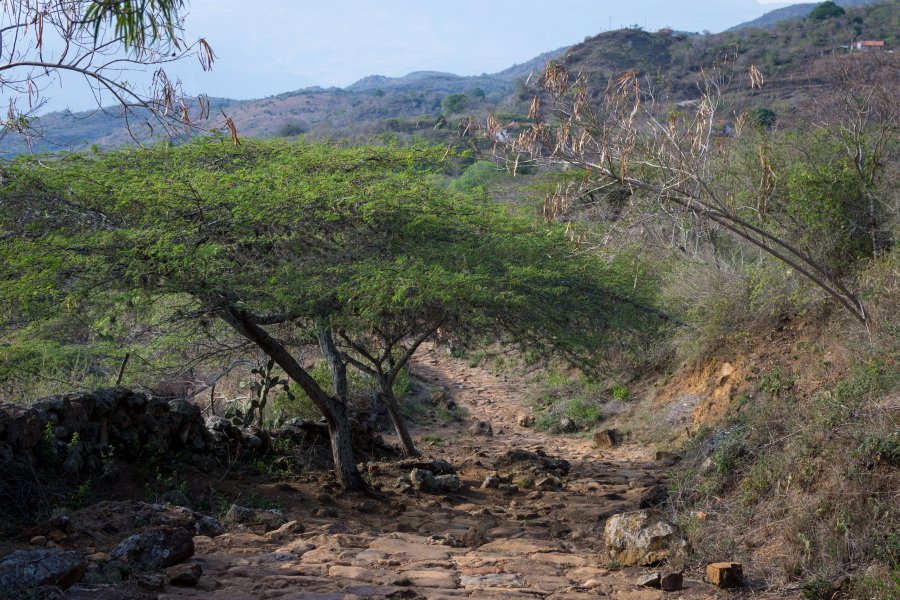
[{"xmin": 146, "ymin": 347, "xmax": 768, "ymax": 600}]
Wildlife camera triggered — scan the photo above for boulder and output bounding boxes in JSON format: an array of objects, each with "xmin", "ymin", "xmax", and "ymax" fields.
[
  {"xmin": 167, "ymin": 562, "xmax": 203, "ymax": 587},
  {"xmin": 223, "ymin": 504, "xmax": 286, "ymax": 532},
  {"xmin": 706, "ymin": 562, "xmax": 743, "ymax": 588},
  {"xmin": 0, "ymin": 403, "xmax": 43, "ymax": 450},
  {"xmin": 0, "ymin": 548, "xmax": 86, "ymax": 591},
  {"xmin": 593, "ymin": 429, "xmax": 621, "ymax": 449},
  {"xmin": 639, "ymin": 485, "xmax": 669, "ymax": 509},
  {"xmin": 409, "ymin": 468, "xmax": 436, "ymax": 491},
  {"xmin": 111, "ymin": 525, "xmax": 194, "ymax": 571},
  {"xmin": 467, "ymin": 420, "xmax": 493, "ymax": 436},
  {"xmin": 637, "ymin": 572, "xmax": 660, "ymax": 588},
  {"xmin": 660, "ymin": 571, "xmax": 683, "ymax": 591},
  {"xmin": 517, "ymin": 414, "xmax": 535, "ymax": 428},
  {"xmin": 433, "ymin": 474, "xmax": 462, "ymax": 492},
  {"xmin": 481, "ymin": 475, "xmax": 500, "ymax": 489},
  {"xmin": 558, "ymin": 416, "xmax": 578, "ymax": 432},
  {"xmin": 397, "ymin": 458, "xmax": 456, "ymax": 475},
  {"xmin": 264, "ymin": 520, "xmax": 304, "ymax": 541},
  {"xmin": 603, "ymin": 510, "xmax": 685, "ymax": 566},
  {"xmin": 494, "ymin": 449, "xmax": 570, "ymax": 475}
]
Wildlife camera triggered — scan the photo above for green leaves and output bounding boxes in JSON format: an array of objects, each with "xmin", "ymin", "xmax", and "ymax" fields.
[
  {"xmin": 83, "ymin": 0, "xmax": 185, "ymax": 50},
  {"xmin": 1, "ymin": 138, "xmax": 666, "ymax": 394}
]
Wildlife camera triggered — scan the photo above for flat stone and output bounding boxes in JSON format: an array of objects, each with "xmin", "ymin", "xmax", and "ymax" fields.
[
  {"xmin": 460, "ymin": 573, "xmax": 524, "ymax": 588},
  {"xmin": 328, "ymin": 565, "xmax": 406, "ymax": 585},
  {"xmin": 478, "ymin": 538, "xmax": 560, "ymax": 555},
  {"xmin": 369, "ymin": 536, "xmax": 451, "ymax": 560},
  {"xmin": 531, "ymin": 552, "xmax": 586, "ymax": 568},
  {"xmin": 402, "ymin": 568, "xmax": 459, "ymax": 588}
]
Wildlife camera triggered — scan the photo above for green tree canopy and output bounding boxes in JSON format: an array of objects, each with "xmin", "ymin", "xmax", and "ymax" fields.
[
  {"xmin": 809, "ymin": 1, "xmax": 846, "ymax": 21},
  {"xmin": 0, "ymin": 138, "xmax": 664, "ymax": 485}
]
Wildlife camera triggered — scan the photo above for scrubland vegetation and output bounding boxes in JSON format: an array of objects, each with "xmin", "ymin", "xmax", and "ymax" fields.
[{"xmin": 1, "ymin": 1, "xmax": 898, "ymax": 598}]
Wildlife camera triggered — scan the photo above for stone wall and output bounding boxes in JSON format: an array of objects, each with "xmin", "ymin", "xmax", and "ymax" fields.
[
  {"xmin": 0, "ymin": 387, "xmax": 213, "ymax": 474},
  {"xmin": 0, "ymin": 386, "xmax": 394, "ymax": 476}
]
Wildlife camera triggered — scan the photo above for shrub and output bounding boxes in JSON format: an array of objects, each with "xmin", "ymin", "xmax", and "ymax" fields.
[
  {"xmin": 441, "ymin": 93, "xmax": 468, "ymax": 116},
  {"xmin": 808, "ymin": 1, "xmax": 845, "ymax": 22},
  {"xmin": 747, "ymin": 107, "xmax": 777, "ymax": 129}
]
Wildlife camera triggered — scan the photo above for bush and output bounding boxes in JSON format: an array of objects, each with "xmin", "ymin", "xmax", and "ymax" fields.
[
  {"xmin": 747, "ymin": 107, "xmax": 777, "ymax": 129},
  {"xmin": 278, "ymin": 121, "xmax": 308, "ymax": 137},
  {"xmin": 808, "ymin": 1, "xmax": 845, "ymax": 22},
  {"xmin": 449, "ymin": 160, "xmax": 503, "ymax": 194},
  {"xmin": 441, "ymin": 93, "xmax": 468, "ymax": 116}
]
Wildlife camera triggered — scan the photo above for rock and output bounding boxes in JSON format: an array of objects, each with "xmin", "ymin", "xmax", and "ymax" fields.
[
  {"xmin": 639, "ymin": 485, "xmax": 669, "ymax": 509},
  {"xmin": 494, "ymin": 449, "xmax": 570, "ymax": 475},
  {"xmin": 603, "ymin": 510, "xmax": 685, "ymax": 566},
  {"xmin": 460, "ymin": 573, "xmax": 523, "ymax": 587},
  {"xmin": 134, "ymin": 572, "xmax": 166, "ymax": 590},
  {"xmin": 593, "ymin": 429, "xmax": 621, "ymax": 449},
  {"xmin": 467, "ymin": 420, "xmax": 493, "ymax": 436},
  {"xmin": 111, "ymin": 525, "xmax": 194, "ymax": 571},
  {"xmin": 481, "ymin": 475, "xmax": 500, "ymax": 489},
  {"xmin": 535, "ymin": 475, "xmax": 561, "ymax": 490},
  {"xmin": 397, "ymin": 458, "xmax": 456, "ymax": 475},
  {"xmin": 240, "ymin": 432, "xmax": 264, "ymax": 450},
  {"xmin": 223, "ymin": 504, "xmax": 286, "ymax": 532},
  {"xmin": 265, "ymin": 520, "xmax": 304, "ymax": 541},
  {"xmin": 0, "ymin": 548, "xmax": 86, "ymax": 591},
  {"xmin": 461, "ymin": 527, "xmax": 487, "ymax": 548},
  {"xmin": 30, "ymin": 536, "xmax": 47, "ymax": 546},
  {"xmin": 168, "ymin": 562, "xmax": 202, "ymax": 587},
  {"xmin": 161, "ymin": 489, "xmax": 190, "ymax": 507},
  {"xmin": 0, "ymin": 404, "xmax": 44, "ymax": 449},
  {"xmin": 660, "ymin": 571, "xmax": 683, "ymax": 591},
  {"xmin": 654, "ymin": 451, "xmax": 682, "ymax": 467},
  {"xmin": 637, "ymin": 572, "xmax": 661, "ymax": 588},
  {"xmin": 706, "ymin": 562, "xmax": 743, "ymax": 588},
  {"xmin": 517, "ymin": 414, "xmax": 535, "ymax": 427},
  {"xmin": 433, "ymin": 474, "xmax": 462, "ymax": 492},
  {"xmin": 409, "ymin": 468, "xmax": 436, "ymax": 491},
  {"xmin": 558, "ymin": 416, "xmax": 578, "ymax": 432},
  {"xmin": 0, "ymin": 441, "xmax": 13, "ymax": 464}
]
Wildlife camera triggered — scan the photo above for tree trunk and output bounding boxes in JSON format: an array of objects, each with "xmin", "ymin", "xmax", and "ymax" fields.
[
  {"xmin": 316, "ymin": 320, "xmax": 349, "ymax": 402},
  {"xmin": 328, "ymin": 398, "xmax": 362, "ymax": 489},
  {"xmin": 378, "ymin": 383, "xmax": 419, "ymax": 457},
  {"xmin": 219, "ymin": 308, "xmax": 366, "ymax": 490}
]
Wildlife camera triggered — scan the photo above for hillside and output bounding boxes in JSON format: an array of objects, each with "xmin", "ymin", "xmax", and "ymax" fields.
[
  {"xmin": 728, "ymin": 0, "xmax": 885, "ymax": 31},
  {"xmin": 2, "ymin": 2, "xmax": 897, "ymax": 156}
]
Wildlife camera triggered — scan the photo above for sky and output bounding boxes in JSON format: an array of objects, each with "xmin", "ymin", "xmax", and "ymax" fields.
[{"xmin": 35, "ymin": 0, "xmax": 789, "ymax": 113}]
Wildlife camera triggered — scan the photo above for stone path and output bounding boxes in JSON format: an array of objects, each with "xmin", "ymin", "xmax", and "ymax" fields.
[{"xmin": 73, "ymin": 346, "xmax": 794, "ymax": 599}]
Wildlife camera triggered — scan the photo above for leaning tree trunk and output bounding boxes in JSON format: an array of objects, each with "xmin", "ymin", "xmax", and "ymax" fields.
[
  {"xmin": 378, "ymin": 384, "xmax": 419, "ymax": 458},
  {"xmin": 219, "ymin": 309, "xmax": 366, "ymax": 490}
]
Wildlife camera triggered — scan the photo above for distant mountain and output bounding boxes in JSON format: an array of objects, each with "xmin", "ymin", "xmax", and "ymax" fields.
[
  {"xmin": 346, "ymin": 47, "xmax": 567, "ymax": 94},
  {"xmin": 3, "ymin": 2, "xmax": 897, "ymax": 155},
  {"xmin": 1, "ymin": 45, "xmax": 568, "ymax": 156},
  {"xmin": 728, "ymin": 0, "xmax": 884, "ymax": 31}
]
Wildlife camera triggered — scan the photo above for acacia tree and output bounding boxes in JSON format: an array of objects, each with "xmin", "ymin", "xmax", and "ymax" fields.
[
  {"xmin": 492, "ymin": 57, "xmax": 880, "ymax": 330},
  {"xmin": 1, "ymin": 0, "xmax": 225, "ymax": 146},
  {"xmin": 0, "ymin": 138, "xmax": 662, "ymax": 488}
]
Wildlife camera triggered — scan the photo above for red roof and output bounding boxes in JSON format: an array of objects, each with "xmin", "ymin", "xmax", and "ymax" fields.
[{"xmin": 857, "ymin": 40, "xmax": 885, "ymax": 47}]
